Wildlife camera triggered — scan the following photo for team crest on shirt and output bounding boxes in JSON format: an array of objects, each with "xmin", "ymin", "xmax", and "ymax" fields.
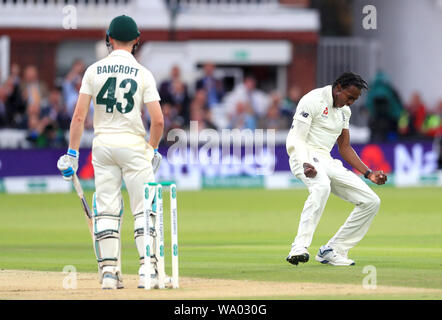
[{"xmin": 321, "ymin": 106, "xmax": 328, "ymax": 118}]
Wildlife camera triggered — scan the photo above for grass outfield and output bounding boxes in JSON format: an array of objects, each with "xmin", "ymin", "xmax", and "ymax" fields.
[{"xmin": 1, "ymin": 187, "xmax": 441, "ymax": 298}]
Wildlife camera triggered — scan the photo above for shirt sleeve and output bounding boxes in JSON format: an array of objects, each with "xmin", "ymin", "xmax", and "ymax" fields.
[
  {"xmin": 293, "ymin": 96, "xmax": 318, "ymax": 126},
  {"xmin": 143, "ymin": 69, "xmax": 161, "ymax": 103},
  {"xmin": 342, "ymin": 106, "xmax": 351, "ymax": 129},
  {"xmin": 286, "ymin": 119, "xmax": 311, "ymax": 164},
  {"xmin": 79, "ymin": 66, "xmax": 93, "ymax": 96}
]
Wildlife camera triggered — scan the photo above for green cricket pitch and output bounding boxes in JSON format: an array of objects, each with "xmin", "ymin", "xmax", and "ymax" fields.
[{"xmin": 0, "ymin": 187, "xmax": 441, "ymax": 299}]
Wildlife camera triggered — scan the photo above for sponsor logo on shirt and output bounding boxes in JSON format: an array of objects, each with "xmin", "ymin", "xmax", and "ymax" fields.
[
  {"xmin": 301, "ymin": 111, "xmax": 309, "ymax": 118},
  {"xmin": 321, "ymin": 106, "xmax": 328, "ymax": 118}
]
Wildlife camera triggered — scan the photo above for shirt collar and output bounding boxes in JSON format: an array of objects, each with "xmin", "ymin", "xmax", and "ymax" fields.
[
  {"xmin": 109, "ymin": 49, "xmax": 136, "ymax": 61},
  {"xmin": 324, "ymin": 85, "xmax": 334, "ymax": 107}
]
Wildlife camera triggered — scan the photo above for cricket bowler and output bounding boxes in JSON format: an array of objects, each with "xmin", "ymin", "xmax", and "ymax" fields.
[
  {"xmin": 57, "ymin": 15, "xmax": 164, "ymax": 289},
  {"xmin": 286, "ymin": 72, "xmax": 387, "ymax": 266}
]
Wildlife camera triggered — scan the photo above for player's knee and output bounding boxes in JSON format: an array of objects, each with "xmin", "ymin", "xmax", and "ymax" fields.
[
  {"xmin": 93, "ymin": 192, "xmax": 124, "ymax": 217},
  {"xmin": 367, "ymin": 194, "xmax": 381, "ymax": 212},
  {"xmin": 373, "ymin": 194, "xmax": 381, "ymax": 207},
  {"xmin": 313, "ymin": 183, "xmax": 331, "ymax": 198}
]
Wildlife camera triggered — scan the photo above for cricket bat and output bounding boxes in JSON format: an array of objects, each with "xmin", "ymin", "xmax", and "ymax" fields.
[
  {"xmin": 72, "ymin": 174, "xmax": 93, "ymax": 236},
  {"xmin": 72, "ymin": 174, "xmax": 105, "ymax": 280}
]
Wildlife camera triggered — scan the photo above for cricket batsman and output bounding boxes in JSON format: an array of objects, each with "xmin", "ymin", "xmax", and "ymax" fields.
[
  {"xmin": 286, "ymin": 72, "xmax": 387, "ymax": 266},
  {"xmin": 56, "ymin": 15, "xmax": 164, "ymax": 289}
]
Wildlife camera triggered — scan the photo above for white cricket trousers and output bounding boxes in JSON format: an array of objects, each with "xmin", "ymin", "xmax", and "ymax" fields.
[
  {"xmin": 289, "ymin": 153, "xmax": 381, "ymax": 255},
  {"xmin": 91, "ymin": 137, "xmax": 155, "ymax": 275},
  {"xmin": 92, "ymin": 143, "xmax": 155, "ymax": 216}
]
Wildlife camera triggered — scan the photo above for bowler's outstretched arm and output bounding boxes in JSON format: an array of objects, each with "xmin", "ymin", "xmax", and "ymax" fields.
[{"xmin": 337, "ymin": 129, "xmax": 387, "ymax": 185}]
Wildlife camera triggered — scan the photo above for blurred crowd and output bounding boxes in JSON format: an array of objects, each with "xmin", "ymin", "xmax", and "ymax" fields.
[
  {"xmin": 0, "ymin": 62, "xmax": 441, "ymax": 148},
  {"xmin": 156, "ymin": 62, "xmax": 299, "ymax": 137},
  {"xmin": 0, "ymin": 61, "xmax": 93, "ymax": 147},
  {"xmin": 365, "ymin": 71, "xmax": 442, "ymax": 142},
  {"xmin": 0, "ymin": 60, "xmax": 301, "ymax": 147}
]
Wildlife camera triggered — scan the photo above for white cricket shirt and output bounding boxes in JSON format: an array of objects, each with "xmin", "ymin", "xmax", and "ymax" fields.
[
  {"xmin": 286, "ymin": 85, "xmax": 351, "ymax": 159},
  {"xmin": 79, "ymin": 49, "xmax": 160, "ymax": 148}
]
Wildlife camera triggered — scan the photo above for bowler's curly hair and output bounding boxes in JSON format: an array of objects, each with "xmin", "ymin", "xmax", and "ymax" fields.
[{"xmin": 333, "ymin": 72, "xmax": 368, "ymax": 90}]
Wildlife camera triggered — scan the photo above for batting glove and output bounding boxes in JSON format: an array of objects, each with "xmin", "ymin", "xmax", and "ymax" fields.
[
  {"xmin": 152, "ymin": 148, "xmax": 162, "ymax": 174},
  {"xmin": 57, "ymin": 148, "xmax": 79, "ymax": 181}
]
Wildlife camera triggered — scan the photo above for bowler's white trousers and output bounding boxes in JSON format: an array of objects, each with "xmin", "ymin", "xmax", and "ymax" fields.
[{"xmin": 289, "ymin": 151, "xmax": 381, "ymax": 255}]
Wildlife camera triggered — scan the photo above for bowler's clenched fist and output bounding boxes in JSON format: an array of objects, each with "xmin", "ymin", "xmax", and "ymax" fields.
[
  {"xmin": 368, "ymin": 170, "xmax": 387, "ymax": 185},
  {"xmin": 303, "ymin": 163, "xmax": 317, "ymax": 178}
]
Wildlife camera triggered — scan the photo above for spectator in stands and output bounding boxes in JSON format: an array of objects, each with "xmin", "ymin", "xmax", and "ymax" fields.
[
  {"xmin": 224, "ymin": 75, "xmax": 270, "ymax": 123},
  {"xmin": 162, "ymin": 101, "xmax": 186, "ymax": 141},
  {"xmin": 21, "ymin": 65, "xmax": 48, "ymax": 142},
  {"xmin": 170, "ymin": 79, "xmax": 190, "ymax": 124},
  {"xmin": 41, "ymin": 87, "xmax": 71, "ymax": 131},
  {"xmin": 159, "ymin": 65, "xmax": 183, "ymax": 102},
  {"xmin": 260, "ymin": 91, "xmax": 287, "ymax": 130},
  {"xmin": 21, "ymin": 65, "xmax": 48, "ymax": 106},
  {"xmin": 34, "ymin": 122, "xmax": 66, "ymax": 148},
  {"xmin": 4, "ymin": 64, "xmax": 26, "ymax": 128},
  {"xmin": 190, "ymin": 89, "xmax": 216, "ymax": 131},
  {"xmin": 62, "ymin": 59, "xmax": 96, "ymax": 130},
  {"xmin": 228, "ymin": 101, "xmax": 256, "ymax": 130},
  {"xmin": 195, "ymin": 62, "xmax": 224, "ymax": 108},
  {"xmin": 365, "ymin": 70, "xmax": 403, "ymax": 142},
  {"xmin": 398, "ymin": 92, "xmax": 427, "ymax": 138},
  {"xmin": 25, "ymin": 87, "xmax": 67, "ymax": 148},
  {"xmin": 422, "ymin": 100, "xmax": 442, "ymax": 138},
  {"xmin": 62, "ymin": 59, "xmax": 85, "ymax": 115},
  {"xmin": 159, "ymin": 65, "xmax": 190, "ymax": 124},
  {"xmin": 281, "ymin": 85, "xmax": 302, "ymax": 123},
  {"xmin": 0, "ymin": 83, "xmax": 7, "ymax": 127}
]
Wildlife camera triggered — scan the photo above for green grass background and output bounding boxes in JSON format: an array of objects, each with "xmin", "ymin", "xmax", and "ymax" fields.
[{"xmin": 1, "ymin": 187, "xmax": 441, "ymax": 298}]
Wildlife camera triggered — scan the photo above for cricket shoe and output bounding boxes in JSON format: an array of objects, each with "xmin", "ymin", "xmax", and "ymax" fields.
[
  {"xmin": 101, "ymin": 272, "xmax": 124, "ymax": 290},
  {"xmin": 315, "ymin": 245, "xmax": 355, "ymax": 266},
  {"xmin": 286, "ymin": 247, "xmax": 309, "ymax": 265},
  {"xmin": 137, "ymin": 273, "xmax": 156, "ymax": 289},
  {"xmin": 138, "ymin": 273, "xmax": 172, "ymax": 289}
]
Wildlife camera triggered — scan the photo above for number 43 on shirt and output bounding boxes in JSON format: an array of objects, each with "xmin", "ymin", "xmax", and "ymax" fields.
[{"xmin": 96, "ymin": 77, "xmax": 138, "ymax": 114}]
